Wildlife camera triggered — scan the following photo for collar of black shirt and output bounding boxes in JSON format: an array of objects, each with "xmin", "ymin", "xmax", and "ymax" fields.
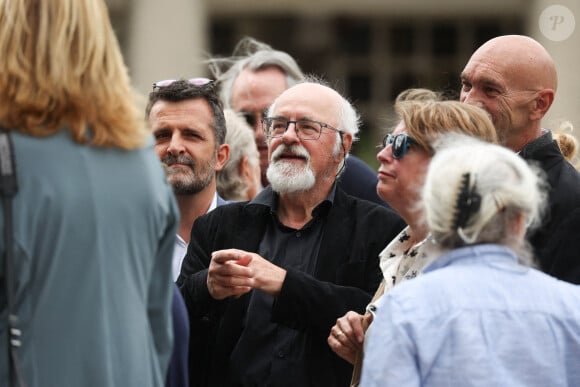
[{"xmin": 249, "ymin": 183, "xmax": 336, "ymax": 219}]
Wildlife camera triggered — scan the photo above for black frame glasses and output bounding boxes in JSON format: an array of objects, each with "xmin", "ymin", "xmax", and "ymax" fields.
[
  {"xmin": 382, "ymin": 133, "xmax": 418, "ymax": 159},
  {"xmin": 238, "ymin": 109, "xmax": 268, "ymax": 128},
  {"xmin": 152, "ymin": 77, "xmax": 213, "ymax": 89},
  {"xmin": 261, "ymin": 117, "xmax": 343, "ymax": 140}
]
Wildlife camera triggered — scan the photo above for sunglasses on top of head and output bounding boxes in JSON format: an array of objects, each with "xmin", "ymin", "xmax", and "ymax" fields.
[
  {"xmin": 152, "ymin": 77, "xmax": 213, "ymax": 89},
  {"xmin": 382, "ymin": 133, "xmax": 418, "ymax": 159}
]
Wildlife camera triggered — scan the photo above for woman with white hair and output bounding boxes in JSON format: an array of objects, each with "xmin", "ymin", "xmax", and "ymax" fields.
[
  {"xmin": 217, "ymin": 109, "xmax": 261, "ymax": 201},
  {"xmin": 360, "ymin": 137, "xmax": 580, "ymax": 387}
]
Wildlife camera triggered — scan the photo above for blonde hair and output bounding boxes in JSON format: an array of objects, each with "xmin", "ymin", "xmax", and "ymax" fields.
[
  {"xmin": 553, "ymin": 121, "xmax": 578, "ymax": 168},
  {"xmin": 396, "ymin": 100, "xmax": 499, "ymax": 153},
  {"xmin": 0, "ymin": 0, "xmax": 146, "ymax": 149},
  {"xmin": 395, "ymin": 88, "xmax": 441, "ymax": 103}
]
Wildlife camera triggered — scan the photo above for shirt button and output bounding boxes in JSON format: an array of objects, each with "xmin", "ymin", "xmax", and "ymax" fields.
[
  {"xmin": 296, "ymin": 232, "xmax": 301, "ymax": 238},
  {"xmin": 277, "ymin": 350, "xmax": 285, "ymax": 358}
]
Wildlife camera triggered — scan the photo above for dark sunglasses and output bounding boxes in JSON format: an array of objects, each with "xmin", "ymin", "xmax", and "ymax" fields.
[
  {"xmin": 152, "ymin": 77, "xmax": 213, "ymax": 89},
  {"xmin": 238, "ymin": 109, "xmax": 268, "ymax": 127},
  {"xmin": 382, "ymin": 133, "xmax": 418, "ymax": 159}
]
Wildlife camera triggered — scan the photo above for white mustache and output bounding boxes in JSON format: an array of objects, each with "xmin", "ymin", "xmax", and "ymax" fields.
[{"xmin": 271, "ymin": 144, "xmax": 310, "ymax": 163}]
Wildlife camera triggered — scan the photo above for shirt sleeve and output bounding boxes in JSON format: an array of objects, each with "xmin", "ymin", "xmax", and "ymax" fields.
[{"xmin": 360, "ymin": 294, "xmax": 421, "ymax": 387}]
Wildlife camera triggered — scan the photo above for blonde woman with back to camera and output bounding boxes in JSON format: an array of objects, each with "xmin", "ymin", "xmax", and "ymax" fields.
[
  {"xmin": 328, "ymin": 90, "xmax": 498, "ymax": 386},
  {"xmin": 361, "ymin": 136, "xmax": 580, "ymax": 386},
  {"xmin": 0, "ymin": 1, "xmax": 178, "ymax": 386}
]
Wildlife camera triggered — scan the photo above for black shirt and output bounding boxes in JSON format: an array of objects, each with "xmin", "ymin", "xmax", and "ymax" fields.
[{"xmin": 229, "ymin": 186, "xmax": 334, "ymax": 386}]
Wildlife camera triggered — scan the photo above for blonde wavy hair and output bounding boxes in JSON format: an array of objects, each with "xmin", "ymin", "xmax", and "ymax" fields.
[
  {"xmin": 553, "ymin": 120, "xmax": 579, "ymax": 169},
  {"xmin": 396, "ymin": 99, "xmax": 499, "ymax": 153},
  {"xmin": 0, "ymin": 0, "xmax": 146, "ymax": 149}
]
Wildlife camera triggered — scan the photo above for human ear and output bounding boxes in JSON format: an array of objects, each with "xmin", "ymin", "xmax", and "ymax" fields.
[
  {"xmin": 215, "ymin": 144, "xmax": 230, "ymax": 172},
  {"xmin": 510, "ymin": 212, "xmax": 527, "ymax": 242},
  {"xmin": 530, "ymin": 89, "xmax": 554, "ymax": 120},
  {"xmin": 341, "ymin": 133, "xmax": 353, "ymax": 158}
]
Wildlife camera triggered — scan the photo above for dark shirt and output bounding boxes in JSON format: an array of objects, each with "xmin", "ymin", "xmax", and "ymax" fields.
[
  {"xmin": 339, "ymin": 155, "xmax": 388, "ymax": 207},
  {"xmin": 229, "ymin": 187, "xmax": 334, "ymax": 386},
  {"xmin": 177, "ymin": 185, "xmax": 406, "ymax": 387},
  {"xmin": 166, "ymin": 285, "xmax": 190, "ymax": 387},
  {"xmin": 520, "ymin": 130, "xmax": 580, "ymax": 283}
]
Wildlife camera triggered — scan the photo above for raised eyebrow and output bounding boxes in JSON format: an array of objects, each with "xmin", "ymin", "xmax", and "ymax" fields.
[
  {"xmin": 269, "ymin": 116, "xmax": 308, "ymax": 121},
  {"xmin": 463, "ymin": 74, "xmax": 503, "ymax": 90},
  {"xmin": 480, "ymin": 77, "xmax": 502, "ymax": 87},
  {"xmin": 295, "ymin": 117, "xmax": 322, "ymax": 124},
  {"xmin": 181, "ymin": 127, "xmax": 206, "ymax": 137},
  {"xmin": 268, "ymin": 116, "xmax": 320, "ymax": 123},
  {"xmin": 268, "ymin": 116, "xmax": 288, "ymax": 122}
]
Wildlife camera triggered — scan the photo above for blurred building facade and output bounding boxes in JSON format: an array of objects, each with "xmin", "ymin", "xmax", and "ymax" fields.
[{"xmin": 107, "ymin": 0, "xmax": 579, "ymax": 163}]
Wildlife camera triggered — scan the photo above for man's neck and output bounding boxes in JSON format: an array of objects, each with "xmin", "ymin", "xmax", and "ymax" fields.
[
  {"xmin": 276, "ymin": 182, "xmax": 332, "ymax": 230},
  {"xmin": 175, "ymin": 183, "xmax": 216, "ymax": 243},
  {"xmin": 506, "ymin": 125, "xmax": 544, "ymax": 153}
]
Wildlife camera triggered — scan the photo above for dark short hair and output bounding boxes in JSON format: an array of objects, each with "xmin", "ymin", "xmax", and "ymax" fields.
[{"xmin": 146, "ymin": 79, "xmax": 227, "ymax": 146}]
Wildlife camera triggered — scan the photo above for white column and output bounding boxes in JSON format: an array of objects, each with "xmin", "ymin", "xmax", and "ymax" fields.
[
  {"xmin": 126, "ymin": 0, "xmax": 208, "ymax": 98},
  {"xmin": 528, "ymin": 0, "xmax": 580, "ymax": 137}
]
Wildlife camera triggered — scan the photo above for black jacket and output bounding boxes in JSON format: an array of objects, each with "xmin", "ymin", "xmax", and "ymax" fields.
[
  {"xmin": 339, "ymin": 155, "xmax": 387, "ymax": 207},
  {"xmin": 521, "ymin": 132, "xmax": 580, "ymax": 284},
  {"xmin": 177, "ymin": 187, "xmax": 405, "ymax": 386}
]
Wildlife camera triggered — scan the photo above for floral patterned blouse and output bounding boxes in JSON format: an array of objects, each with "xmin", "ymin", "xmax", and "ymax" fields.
[
  {"xmin": 378, "ymin": 226, "xmax": 440, "ymax": 295},
  {"xmin": 350, "ymin": 226, "xmax": 442, "ymax": 387}
]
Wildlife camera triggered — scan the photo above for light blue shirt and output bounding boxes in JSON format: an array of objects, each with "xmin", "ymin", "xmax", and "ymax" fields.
[{"xmin": 361, "ymin": 244, "xmax": 580, "ymax": 387}]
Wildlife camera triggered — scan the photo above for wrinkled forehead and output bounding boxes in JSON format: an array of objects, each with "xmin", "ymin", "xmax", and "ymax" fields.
[
  {"xmin": 231, "ymin": 68, "xmax": 288, "ymax": 111},
  {"xmin": 463, "ymin": 52, "xmax": 514, "ymax": 89},
  {"xmin": 466, "ymin": 40, "xmax": 554, "ymax": 91}
]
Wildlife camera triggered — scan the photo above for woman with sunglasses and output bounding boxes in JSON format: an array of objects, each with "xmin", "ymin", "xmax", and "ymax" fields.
[
  {"xmin": 362, "ymin": 137, "xmax": 580, "ymax": 386},
  {"xmin": 327, "ymin": 90, "xmax": 498, "ymax": 386}
]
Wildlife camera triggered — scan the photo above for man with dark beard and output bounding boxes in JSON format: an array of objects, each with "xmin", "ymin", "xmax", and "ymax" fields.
[
  {"xmin": 177, "ymin": 80, "xmax": 405, "ymax": 387},
  {"xmin": 147, "ymin": 78, "xmax": 230, "ymax": 280}
]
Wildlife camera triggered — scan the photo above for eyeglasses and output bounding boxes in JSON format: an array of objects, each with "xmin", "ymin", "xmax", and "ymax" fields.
[
  {"xmin": 238, "ymin": 109, "xmax": 268, "ymax": 127},
  {"xmin": 382, "ymin": 133, "xmax": 418, "ymax": 159},
  {"xmin": 152, "ymin": 77, "xmax": 213, "ymax": 89},
  {"xmin": 261, "ymin": 117, "xmax": 342, "ymax": 140}
]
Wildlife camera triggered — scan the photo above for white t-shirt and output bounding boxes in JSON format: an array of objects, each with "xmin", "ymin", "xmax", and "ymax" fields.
[{"xmin": 172, "ymin": 193, "xmax": 218, "ymax": 281}]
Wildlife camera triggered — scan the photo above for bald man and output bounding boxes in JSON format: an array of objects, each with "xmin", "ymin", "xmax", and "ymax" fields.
[
  {"xmin": 460, "ymin": 34, "xmax": 580, "ymax": 284},
  {"xmin": 177, "ymin": 80, "xmax": 405, "ymax": 386}
]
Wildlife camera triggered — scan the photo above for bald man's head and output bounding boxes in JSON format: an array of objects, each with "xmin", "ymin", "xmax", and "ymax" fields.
[
  {"xmin": 460, "ymin": 35, "xmax": 557, "ymax": 151},
  {"xmin": 473, "ymin": 35, "xmax": 557, "ymax": 93}
]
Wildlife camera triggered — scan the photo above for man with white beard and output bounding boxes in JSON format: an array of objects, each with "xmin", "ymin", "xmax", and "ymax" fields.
[{"xmin": 177, "ymin": 80, "xmax": 405, "ymax": 387}]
